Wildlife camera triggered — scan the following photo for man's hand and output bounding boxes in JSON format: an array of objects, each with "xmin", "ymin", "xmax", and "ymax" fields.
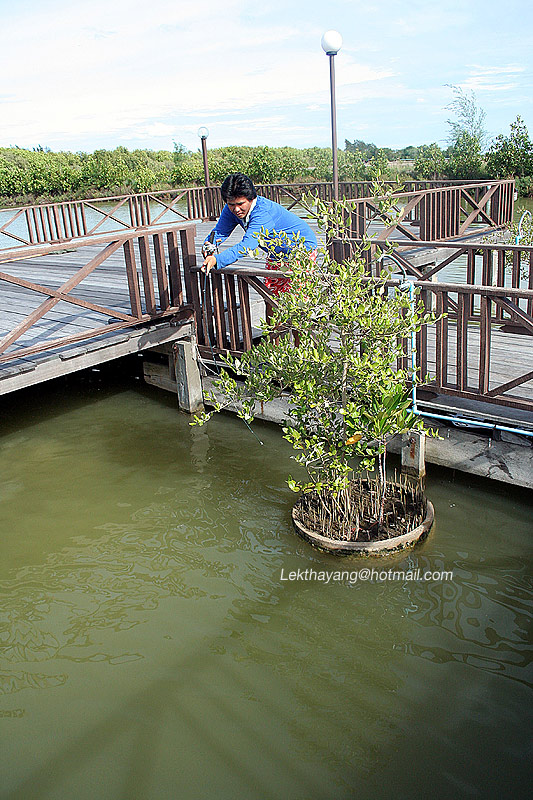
[
  {"xmin": 202, "ymin": 255, "xmax": 217, "ymax": 273},
  {"xmin": 202, "ymin": 241, "xmax": 217, "ymax": 258}
]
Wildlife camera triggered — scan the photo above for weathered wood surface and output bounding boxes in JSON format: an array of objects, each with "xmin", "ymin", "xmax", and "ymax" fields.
[
  {"xmin": 1, "ymin": 220, "xmax": 531, "ymax": 419},
  {"xmin": 0, "ymin": 219, "xmax": 284, "ymax": 361},
  {"xmin": 0, "ymin": 225, "xmax": 200, "ymax": 391}
]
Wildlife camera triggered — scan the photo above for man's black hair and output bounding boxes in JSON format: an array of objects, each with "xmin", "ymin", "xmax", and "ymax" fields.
[{"xmin": 220, "ymin": 173, "xmax": 257, "ymax": 202}]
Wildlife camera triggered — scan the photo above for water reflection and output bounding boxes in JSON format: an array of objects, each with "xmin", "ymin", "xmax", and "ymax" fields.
[{"xmin": 0, "ymin": 470, "xmax": 290, "ymax": 696}]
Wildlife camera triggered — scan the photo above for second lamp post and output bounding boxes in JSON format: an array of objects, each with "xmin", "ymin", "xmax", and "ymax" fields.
[{"xmin": 198, "ymin": 126, "xmax": 210, "ymax": 188}]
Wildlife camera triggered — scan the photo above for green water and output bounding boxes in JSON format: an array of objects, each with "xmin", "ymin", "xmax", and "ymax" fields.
[{"xmin": 1, "ymin": 365, "xmax": 532, "ymax": 800}]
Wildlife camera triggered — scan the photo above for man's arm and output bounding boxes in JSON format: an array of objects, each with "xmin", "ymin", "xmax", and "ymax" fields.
[
  {"xmin": 202, "ymin": 205, "xmax": 243, "ymax": 271},
  {"xmin": 201, "ymin": 206, "xmax": 237, "ymax": 271},
  {"xmin": 204, "ymin": 205, "xmax": 239, "ymax": 249}
]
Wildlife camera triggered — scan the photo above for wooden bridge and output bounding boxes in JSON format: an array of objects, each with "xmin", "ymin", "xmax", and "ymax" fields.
[{"xmin": 0, "ymin": 179, "xmax": 531, "ymax": 486}]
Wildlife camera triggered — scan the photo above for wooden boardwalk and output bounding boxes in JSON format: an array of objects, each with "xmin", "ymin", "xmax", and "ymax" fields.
[
  {"xmin": 0, "ymin": 220, "xmax": 258, "ymax": 391},
  {"xmin": 0, "ymin": 218, "xmax": 532, "ymax": 429},
  {"xmin": 0, "ymin": 216, "xmax": 436, "ymax": 377}
]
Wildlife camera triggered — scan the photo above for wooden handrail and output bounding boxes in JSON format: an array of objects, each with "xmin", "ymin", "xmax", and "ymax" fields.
[{"xmin": 0, "ymin": 221, "xmax": 198, "ymax": 363}]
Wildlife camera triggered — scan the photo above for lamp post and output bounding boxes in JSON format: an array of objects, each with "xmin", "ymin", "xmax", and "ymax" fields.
[
  {"xmin": 197, "ymin": 126, "xmax": 210, "ymax": 188},
  {"xmin": 321, "ymin": 30, "xmax": 342, "ymax": 201}
]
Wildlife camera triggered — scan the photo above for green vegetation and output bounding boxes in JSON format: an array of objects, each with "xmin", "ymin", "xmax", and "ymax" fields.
[
  {"xmin": 1, "ymin": 85, "xmax": 532, "ymax": 205},
  {"xmin": 413, "ymin": 143, "xmax": 446, "ymax": 180},
  {"xmin": 413, "ymin": 86, "xmax": 487, "ymax": 182},
  {"xmin": 171, "ymin": 143, "xmax": 390, "ymax": 186},
  {"xmin": 414, "ymin": 88, "xmax": 533, "ymax": 192},
  {"xmin": 446, "ymin": 86, "xmax": 488, "ymax": 149},
  {"xmin": 486, "ymin": 116, "xmax": 533, "ymax": 197},
  {"xmin": 192, "ymin": 189, "xmax": 436, "ymax": 538},
  {"xmin": 0, "ymin": 146, "xmax": 174, "ymax": 205},
  {"xmin": 0, "ymin": 142, "xmax": 408, "ymax": 206},
  {"xmin": 346, "ymin": 139, "xmax": 419, "ymax": 162}
]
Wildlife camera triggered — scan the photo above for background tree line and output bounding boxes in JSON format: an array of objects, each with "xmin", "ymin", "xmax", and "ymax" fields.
[
  {"xmin": 0, "ymin": 144, "xmax": 391, "ymax": 204},
  {"xmin": 1, "ymin": 88, "xmax": 531, "ymax": 204}
]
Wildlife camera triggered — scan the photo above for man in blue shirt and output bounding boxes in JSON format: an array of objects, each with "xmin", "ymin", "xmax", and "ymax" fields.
[{"xmin": 202, "ymin": 173, "xmax": 317, "ymax": 294}]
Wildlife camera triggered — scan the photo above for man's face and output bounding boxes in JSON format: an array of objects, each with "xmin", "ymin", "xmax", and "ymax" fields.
[{"xmin": 226, "ymin": 196, "xmax": 253, "ymax": 218}]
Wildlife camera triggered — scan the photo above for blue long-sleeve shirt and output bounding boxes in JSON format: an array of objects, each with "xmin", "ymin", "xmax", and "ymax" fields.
[{"xmin": 205, "ymin": 196, "xmax": 317, "ymax": 268}]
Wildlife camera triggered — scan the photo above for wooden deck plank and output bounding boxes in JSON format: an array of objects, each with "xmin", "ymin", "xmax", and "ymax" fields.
[{"xmin": 0, "ymin": 323, "xmax": 194, "ymax": 394}]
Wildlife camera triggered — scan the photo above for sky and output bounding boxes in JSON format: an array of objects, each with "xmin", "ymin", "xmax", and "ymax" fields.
[{"xmin": 1, "ymin": 0, "xmax": 532, "ymax": 154}]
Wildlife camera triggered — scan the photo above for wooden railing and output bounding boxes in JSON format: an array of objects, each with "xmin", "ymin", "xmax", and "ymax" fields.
[
  {"xmin": 343, "ymin": 180, "xmax": 515, "ymax": 242},
  {"xmin": 184, "ymin": 264, "xmax": 278, "ymax": 358},
  {"xmin": 335, "ymin": 238, "xmax": 533, "ymax": 329},
  {"xmin": 183, "ymin": 243, "xmax": 533, "ymax": 413},
  {"xmin": 0, "ymin": 190, "xmax": 197, "ymax": 251},
  {"xmin": 0, "ymin": 180, "xmax": 514, "ymax": 252},
  {"xmin": 0, "ymin": 222, "xmax": 198, "ymax": 364},
  {"xmin": 409, "ymin": 280, "xmax": 532, "ymax": 412},
  {"xmin": 2, "ymin": 213, "xmax": 530, "ymax": 412},
  {"xmin": 335, "ymin": 238, "xmax": 533, "ymax": 410}
]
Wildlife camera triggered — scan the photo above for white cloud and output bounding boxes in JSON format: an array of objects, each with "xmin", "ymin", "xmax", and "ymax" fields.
[
  {"xmin": 1, "ymin": 0, "xmax": 531, "ymax": 150},
  {"xmin": 461, "ymin": 64, "xmax": 525, "ymax": 92},
  {"xmin": 1, "ymin": 0, "xmax": 395, "ymax": 150},
  {"xmin": 127, "ymin": 122, "xmax": 177, "ymax": 139}
]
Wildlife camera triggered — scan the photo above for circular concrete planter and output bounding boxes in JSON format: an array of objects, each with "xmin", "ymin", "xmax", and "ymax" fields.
[{"xmin": 291, "ymin": 497, "xmax": 434, "ymax": 556}]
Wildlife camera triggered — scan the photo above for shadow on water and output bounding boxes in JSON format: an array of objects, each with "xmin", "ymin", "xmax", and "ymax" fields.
[
  {"xmin": 0, "ymin": 356, "xmax": 148, "ymax": 432},
  {"xmin": 0, "ymin": 364, "xmax": 532, "ymax": 799}
]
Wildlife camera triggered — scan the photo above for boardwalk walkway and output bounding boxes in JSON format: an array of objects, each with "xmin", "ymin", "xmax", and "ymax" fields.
[{"xmin": 1, "ymin": 219, "xmax": 531, "ymax": 414}]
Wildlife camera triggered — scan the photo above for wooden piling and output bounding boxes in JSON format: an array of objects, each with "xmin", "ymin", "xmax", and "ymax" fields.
[
  {"xmin": 401, "ymin": 429, "xmax": 426, "ymax": 480},
  {"xmin": 173, "ymin": 338, "xmax": 204, "ymax": 414}
]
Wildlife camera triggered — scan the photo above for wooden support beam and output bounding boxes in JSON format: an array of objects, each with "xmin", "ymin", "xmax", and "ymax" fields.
[
  {"xmin": 238, "ymin": 277, "xmax": 252, "ymax": 350},
  {"xmin": 123, "ymin": 238, "xmax": 143, "ymax": 318},
  {"xmin": 166, "ymin": 230, "xmax": 183, "ymax": 306},
  {"xmin": 225, "ymin": 275, "xmax": 240, "ymax": 351},
  {"xmin": 479, "ymin": 296, "xmax": 492, "ymax": 394},
  {"xmin": 492, "ymin": 297, "xmax": 533, "ymax": 334},
  {"xmin": 153, "ymin": 232, "xmax": 170, "ymax": 311},
  {"xmin": 180, "ymin": 227, "xmax": 202, "ymax": 340},
  {"xmin": 458, "ymin": 185, "xmax": 499, "ymax": 234},
  {"xmin": 485, "ymin": 369, "xmax": 533, "ymax": 398},
  {"xmin": 138, "ymin": 235, "xmax": 156, "ymax": 315}
]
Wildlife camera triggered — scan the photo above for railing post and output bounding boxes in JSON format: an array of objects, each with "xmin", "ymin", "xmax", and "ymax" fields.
[
  {"xmin": 138, "ymin": 235, "xmax": 156, "ymax": 315},
  {"xmin": 166, "ymin": 230, "xmax": 183, "ymax": 306},
  {"xmin": 153, "ymin": 232, "xmax": 170, "ymax": 310},
  {"xmin": 123, "ymin": 239, "xmax": 143, "ymax": 318},
  {"xmin": 435, "ymin": 291, "xmax": 448, "ymax": 388},
  {"xmin": 479, "ymin": 295, "xmax": 491, "ymax": 395},
  {"xmin": 180, "ymin": 227, "xmax": 202, "ymax": 341}
]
